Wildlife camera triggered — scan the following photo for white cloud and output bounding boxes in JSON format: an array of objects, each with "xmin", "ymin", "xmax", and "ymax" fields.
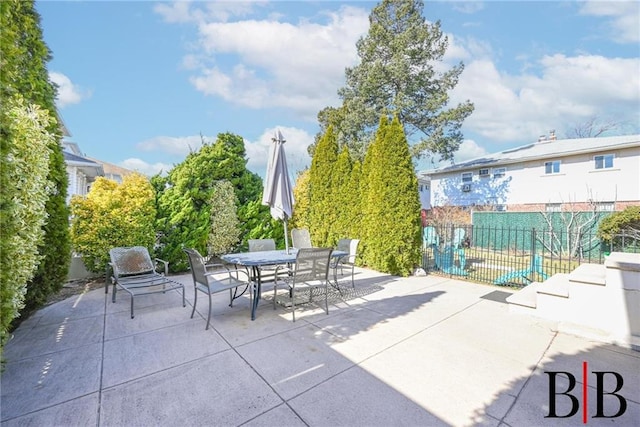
[
  {"xmin": 119, "ymin": 158, "xmax": 173, "ymax": 177},
  {"xmin": 452, "ymin": 1, "xmax": 485, "ymax": 15},
  {"xmin": 454, "ymin": 139, "xmax": 488, "ymax": 162},
  {"xmin": 181, "ymin": 5, "xmax": 369, "ymax": 120},
  {"xmin": 244, "ymin": 126, "xmax": 313, "ymax": 178},
  {"xmin": 136, "ymin": 135, "xmax": 206, "ymax": 156},
  {"xmin": 49, "ymin": 72, "xmax": 90, "ymax": 108},
  {"xmin": 579, "ymin": 0, "xmax": 640, "ymax": 43},
  {"xmin": 134, "ymin": 126, "xmax": 312, "ymax": 179},
  {"xmin": 154, "ymin": 0, "xmax": 265, "ymax": 24},
  {"xmin": 451, "ymin": 54, "xmax": 640, "ymax": 143}
]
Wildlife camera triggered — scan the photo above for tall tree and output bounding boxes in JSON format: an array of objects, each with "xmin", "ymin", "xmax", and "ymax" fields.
[
  {"xmin": 207, "ymin": 180, "xmax": 241, "ymax": 257},
  {"xmin": 0, "ymin": 0, "xmax": 70, "ymax": 312},
  {"xmin": 155, "ymin": 133, "xmax": 263, "ymax": 270},
  {"xmin": 309, "ymin": 125, "xmax": 339, "ymax": 247},
  {"xmin": 332, "ymin": 147, "xmax": 354, "ymax": 241},
  {"xmin": 289, "ymin": 169, "xmax": 311, "ymax": 232},
  {"xmin": 362, "ymin": 115, "xmax": 421, "ymax": 276},
  {"xmin": 315, "ymin": 0, "xmax": 473, "ymax": 162}
]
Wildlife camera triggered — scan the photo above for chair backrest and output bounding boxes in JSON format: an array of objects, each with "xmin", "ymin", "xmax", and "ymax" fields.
[
  {"xmin": 336, "ymin": 239, "xmax": 359, "ymax": 263},
  {"xmin": 109, "ymin": 246, "xmax": 155, "ymax": 277},
  {"xmin": 291, "ymin": 228, "xmax": 312, "ymax": 249},
  {"xmin": 423, "ymin": 226, "xmax": 439, "ymax": 247},
  {"xmin": 453, "ymin": 228, "xmax": 466, "ymax": 248},
  {"xmin": 183, "ymin": 248, "xmax": 208, "ymax": 287},
  {"xmin": 248, "ymin": 239, "xmax": 276, "ymax": 252},
  {"xmin": 293, "ymin": 247, "xmax": 333, "ymax": 283}
]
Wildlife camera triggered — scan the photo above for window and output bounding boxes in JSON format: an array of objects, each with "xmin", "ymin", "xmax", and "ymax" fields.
[
  {"xmin": 479, "ymin": 168, "xmax": 489, "ymax": 177},
  {"xmin": 546, "ymin": 203, "xmax": 561, "ymax": 212},
  {"xmin": 596, "ymin": 202, "xmax": 615, "ymax": 212},
  {"xmin": 493, "ymin": 168, "xmax": 505, "ymax": 178},
  {"xmin": 594, "ymin": 154, "xmax": 614, "ymax": 169},
  {"xmin": 461, "ymin": 172, "xmax": 473, "ymax": 182},
  {"xmin": 544, "ymin": 160, "xmax": 561, "ymax": 174}
]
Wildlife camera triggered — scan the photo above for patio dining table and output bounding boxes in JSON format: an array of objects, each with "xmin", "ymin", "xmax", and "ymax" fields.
[{"xmin": 221, "ymin": 249, "xmax": 347, "ymax": 320}]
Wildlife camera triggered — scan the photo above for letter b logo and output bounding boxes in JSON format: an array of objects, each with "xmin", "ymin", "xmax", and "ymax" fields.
[{"xmin": 545, "ymin": 367, "xmax": 627, "ymax": 422}]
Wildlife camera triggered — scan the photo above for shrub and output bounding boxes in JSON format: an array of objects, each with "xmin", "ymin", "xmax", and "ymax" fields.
[
  {"xmin": 70, "ymin": 173, "xmax": 156, "ymax": 273},
  {"xmin": 0, "ymin": 97, "xmax": 53, "ymax": 352},
  {"xmin": 597, "ymin": 206, "xmax": 640, "ymax": 250}
]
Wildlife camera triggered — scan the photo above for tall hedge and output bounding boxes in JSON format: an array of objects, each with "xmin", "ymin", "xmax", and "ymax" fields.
[
  {"xmin": 70, "ymin": 173, "xmax": 157, "ymax": 273},
  {"xmin": 1, "ymin": 0, "xmax": 70, "ymax": 313},
  {"xmin": 1, "ymin": 0, "xmax": 70, "ymax": 325},
  {"xmin": 309, "ymin": 125, "xmax": 339, "ymax": 247},
  {"xmin": 332, "ymin": 147, "xmax": 354, "ymax": 240},
  {"xmin": 155, "ymin": 133, "xmax": 263, "ymax": 270},
  {"xmin": 289, "ymin": 169, "xmax": 311, "ymax": 232},
  {"xmin": 361, "ymin": 115, "xmax": 421, "ymax": 276},
  {"xmin": 0, "ymin": 97, "xmax": 55, "ymax": 354}
]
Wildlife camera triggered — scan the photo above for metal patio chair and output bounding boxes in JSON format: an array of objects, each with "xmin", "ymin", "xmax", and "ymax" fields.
[
  {"xmin": 109, "ymin": 246, "xmax": 185, "ymax": 319},
  {"xmin": 183, "ymin": 248, "xmax": 252, "ymax": 330},
  {"xmin": 291, "ymin": 228, "xmax": 313, "ymax": 249},
  {"xmin": 331, "ymin": 238, "xmax": 360, "ymax": 289},
  {"xmin": 273, "ymin": 247, "xmax": 333, "ymax": 322}
]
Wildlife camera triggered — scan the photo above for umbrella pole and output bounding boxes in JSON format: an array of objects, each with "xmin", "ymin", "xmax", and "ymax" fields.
[{"xmin": 284, "ymin": 219, "xmax": 290, "ymax": 254}]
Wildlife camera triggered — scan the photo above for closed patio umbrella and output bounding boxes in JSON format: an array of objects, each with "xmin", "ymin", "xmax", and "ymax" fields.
[{"xmin": 262, "ymin": 130, "xmax": 295, "ymax": 252}]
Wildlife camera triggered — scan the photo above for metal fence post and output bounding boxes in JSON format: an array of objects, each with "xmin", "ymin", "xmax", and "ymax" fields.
[{"xmin": 530, "ymin": 228, "xmax": 536, "ymax": 271}]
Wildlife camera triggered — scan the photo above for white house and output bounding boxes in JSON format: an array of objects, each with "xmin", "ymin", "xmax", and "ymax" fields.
[
  {"xmin": 417, "ymin": 175, "xmax": 431, "ymax": 210},
  {"xmin": 418, "ymin": 134, "xmax": 640, "ymax": 212},
  {"xmin": 63, "ymin": 141, "xmax": 104, "ymax": 204}
]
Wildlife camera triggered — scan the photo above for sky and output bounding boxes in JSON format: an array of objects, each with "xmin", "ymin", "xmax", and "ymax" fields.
[{"xmin": 37, "ymin": 0, "xmax": 640, "ymax": 179}]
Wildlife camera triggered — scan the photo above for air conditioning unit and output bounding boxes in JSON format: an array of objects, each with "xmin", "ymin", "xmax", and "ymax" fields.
[{"xmin": 462, "ymin": 184, "xmax": 471, "ymax": 192}]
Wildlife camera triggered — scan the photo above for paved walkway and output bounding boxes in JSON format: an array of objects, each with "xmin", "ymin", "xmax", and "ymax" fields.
[{"xmin": 1, "ymin": 268, "xmax": 639, "ymax": 426}]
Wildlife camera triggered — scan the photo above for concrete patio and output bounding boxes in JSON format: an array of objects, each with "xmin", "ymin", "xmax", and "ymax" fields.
[{"xmin": 1, "ymin": 268, "xmax": 639, "ymax": 426}]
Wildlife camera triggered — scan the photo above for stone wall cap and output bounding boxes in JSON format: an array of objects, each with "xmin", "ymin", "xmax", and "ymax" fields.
[{"xmin": 604, "ymin": 252, "xmax": 640, "ymax": 272}]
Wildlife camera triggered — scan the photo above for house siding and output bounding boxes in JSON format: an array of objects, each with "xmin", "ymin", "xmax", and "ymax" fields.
[{"xmin": 423, "ymin": 136, "xmax": 640, "ymax": 212}]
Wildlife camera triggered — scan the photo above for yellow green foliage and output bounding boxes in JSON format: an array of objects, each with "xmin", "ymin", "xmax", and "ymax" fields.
[
  {"xmin": 70, "ymin": 173, "xmax": 156, "ymax": 273},
  {"xmin": 1, "ymin": 96, "xmax": 54, "ymax": 351}
]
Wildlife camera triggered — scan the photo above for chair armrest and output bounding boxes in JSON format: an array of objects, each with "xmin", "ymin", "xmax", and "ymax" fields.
[
  {"xmin": 205, "ymin": 268, "xmax": 251, "ymax": 283},
  {"xmin": 154, "ymin": 258, "xmax": 169, "ymax": 276}
]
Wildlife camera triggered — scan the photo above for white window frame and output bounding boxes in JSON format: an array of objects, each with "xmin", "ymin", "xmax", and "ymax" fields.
[
  {"xmin": 546, "ymin": 203, "xmax": 562, "ymax": 212},
  {"xmin": 493, "ymin": 167, "xmax": 506, "ymax": 178},
  {"xmin": 461, "ymin": 172, "xmax": 473, "ymax": 183},
  {"xmin": 594, "ymin": 154, "xmax": 614, "ymax": 170},
  {"xmin": 479, "ymin": 168, "xmax": 490, "ymax": 177},
  {"xmin": 544, "ymin": 160, "xmax": 561, "ymax": 174},
  {"xmin": 596, "ymin": 202, "xmax": 615, "ymax": 212}
]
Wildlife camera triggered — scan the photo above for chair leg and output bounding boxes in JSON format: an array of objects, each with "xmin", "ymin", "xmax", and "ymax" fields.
[
  {"xmin": 324, "ymin": 284, "xmax": 329, "ymax": 315},
  {"xmin": 191, "ymin": 289, "xmax": 198, "ymax": 319},
  {"xmin": 351, "ymin": 265, "xmax": 355, "ymax": 288},
  {"xmin": 291, "ymin": 286, "xmax": 296, "ymax": 322},
  {"xmin": 206, "ymin": 293, "xmax": 212, "ymax": 330},
  {"xmin": 272, "ymin": 281, "xmax": 277, "ymax": 310}
]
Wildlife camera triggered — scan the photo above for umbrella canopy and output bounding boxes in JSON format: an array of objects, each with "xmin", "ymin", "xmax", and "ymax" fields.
[{"xmin": 262, "ymin": 130, "xmax": 295, "ymax": 251}]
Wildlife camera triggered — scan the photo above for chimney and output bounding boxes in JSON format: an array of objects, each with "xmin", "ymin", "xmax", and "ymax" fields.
[{"xmin": 549, "ymin": 130, "xmax": 556, "ymax": 140}]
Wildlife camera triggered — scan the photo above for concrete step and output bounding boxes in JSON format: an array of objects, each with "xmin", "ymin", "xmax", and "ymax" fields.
[
  {"xmin": 537, "ymin": 273, "xmax": 570, "ymax": 298},
  {"xmin": 505, "ymin": 281, "xmax": 541, "ymax": 309},
  {"xmin": 569, "ymin": 263, "xmax": 606, "ymax": 286}
]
